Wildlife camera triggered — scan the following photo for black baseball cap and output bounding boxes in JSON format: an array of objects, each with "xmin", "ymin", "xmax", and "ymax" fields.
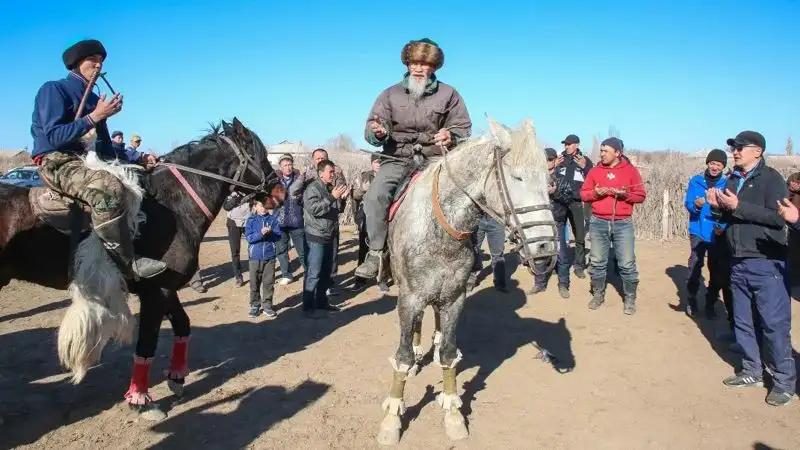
[
  {"xmin": 726, "ymin": 131, "xmax": 766, "ymax": 150},
  {"xmin": 544, "ymin": 147, "xmax": 558, "ymax": 160},
  {"xmin": 561, "ymin": 134, "xmax": 580, "ymax": 145},
  {"xmin": 111, "ymin": 130, "xmax": 123, "ymax": 138}
]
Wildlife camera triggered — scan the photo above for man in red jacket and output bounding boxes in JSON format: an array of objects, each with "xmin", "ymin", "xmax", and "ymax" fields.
[{"xmin": 580, "ymin": 137, "xmax": 647, "ymax": 314}]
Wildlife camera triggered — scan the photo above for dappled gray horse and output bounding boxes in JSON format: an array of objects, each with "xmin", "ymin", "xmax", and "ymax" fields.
[{"xmin": 376, "ymin": 117, "xmax": 558, "ymax": 445}]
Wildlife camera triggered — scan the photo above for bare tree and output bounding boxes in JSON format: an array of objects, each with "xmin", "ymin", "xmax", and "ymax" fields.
[{"xmin": 786, "ymin": 136, "xmax": 794, "ymax": 156}]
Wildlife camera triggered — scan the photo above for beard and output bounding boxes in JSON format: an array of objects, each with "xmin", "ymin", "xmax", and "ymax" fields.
[{"xmin": 407, "ymin": 75, "xmax": 428, "ymax": 101}]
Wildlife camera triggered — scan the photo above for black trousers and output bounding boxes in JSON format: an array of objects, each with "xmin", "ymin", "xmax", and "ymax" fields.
[
  {"xmin": 565, "ymin": 201, "xmax": 589, "ymax": 269},
  {"xmin": 227, "ymin": 218, "xmax": 244, "ymax": 280}
]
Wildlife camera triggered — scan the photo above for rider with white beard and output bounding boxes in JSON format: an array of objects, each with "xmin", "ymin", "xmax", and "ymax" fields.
[{"xmin": 356, "ymin": 38, "xmax": 472, "ymax": 279}]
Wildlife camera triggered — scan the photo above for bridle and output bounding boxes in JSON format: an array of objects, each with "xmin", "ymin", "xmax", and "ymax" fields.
[
  {"xmin": 157, "ymin": 134, "xmax": 276, "ymax": 221},
  {"xmin": 433, "ymin": 143, "xmax": 559, "ymax": 276},
  {"xmin": 72, "ymin": 70, "xmax": 274, "ymax": 220}
]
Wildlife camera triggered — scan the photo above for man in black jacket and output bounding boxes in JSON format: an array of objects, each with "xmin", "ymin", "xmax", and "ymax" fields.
[
  {"xmin": 708, "ymin": 130, "xmax": 795, "ymax": 407},
  {"xmin": 554, "ymin": 134, "xmax": 593, "ymax": 278}
]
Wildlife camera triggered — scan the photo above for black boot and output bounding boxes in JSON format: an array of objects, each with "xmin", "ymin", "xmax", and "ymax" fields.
[
  {"xmin": 355, "ymin": 250, "xmax": 383, "ymax": 280},
  {"xmin": 622, "ymin": 279, "xmax": 638, "ymax": 315},
  {"xmin": 588, "ymin": 278, "xmax": 606, "ymax": 310},
  {"xmin": 94, "ymin": 216, "xmax": 168, "ymax": 280}
]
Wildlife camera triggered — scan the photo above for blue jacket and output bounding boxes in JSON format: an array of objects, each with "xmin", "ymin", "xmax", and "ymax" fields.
[
  {"xmin": 30, "ymin": 72, "xmax": 117, "ymax": 161},
  {"xmin": 125, "ymin": 145, "xmax": 145, "ymax": 162},
  {"xmin": 277, "ymin": 171, "xmax": 304, "ymax": 229},
  {"xmin": 244, "ymin": 212, "xmax": 282, "ymax": 261},
  {"xmin": 684, "ymin": 172, "xmax": 728, "ymax": 242}
]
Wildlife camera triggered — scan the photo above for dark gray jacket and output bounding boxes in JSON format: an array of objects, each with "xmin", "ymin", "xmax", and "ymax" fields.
[
  {"xmin": 718, "ymin": 159, "xmax": 788, "ymax": 260},
  {"xmin": 302, "ymin": 178, "xmax": 340, "ymax": 241}
]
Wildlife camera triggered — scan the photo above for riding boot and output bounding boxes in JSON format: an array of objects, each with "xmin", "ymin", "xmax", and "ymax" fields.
[
  {"xmin": 588, "ymin": 278, "xmax": 606, "ymax": 310},
  {"xmin": 355, "ymin": 250, "xmax": 383, "ymax": 280},
  {"xmin": 94, "ymin": 216, "xmax": 168, "ymax": 280},
  {"xmin": 622, "ymin": 279, "xmax": 638, "ymax": 315}
]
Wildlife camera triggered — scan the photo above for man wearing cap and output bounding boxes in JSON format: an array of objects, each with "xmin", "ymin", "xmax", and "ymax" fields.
[
  {"xmin": 682, "ymin": 149, "xmax": 733, "ymax": 320},
  {"xmin": 30, "ymin": 39, "xmax": 164, "ymax": 280},
  {"xmin": 125, "ymin": 134, "xmax": 146, "ymax": 162},
  {"xmin": 275, "ymin": 153, "xmax": 307, "ymax": 284},
  {"xmin": 352, "ymin": 154, "xmax": 389, "ymax": 292},
  {"xmin": 707, "ymin": 131, "xmax": 795, "ymax": 407},
  {"xmin": 528, "ymin": 147, "xmax": 572, "ymax": 297},
  {"xmin": 111, "ymin": 130, "xmax": 126, "ymax": 159},
  {"xmin": 580, "ymin": 137, "xmax": 646, "ymax": 315},
  {"xmin": 356, "ymin": 38, "xmax": 472, "ymax": 280},
  {"xmin": 553, "ymin": 134, "xmax": 593, "ymax": 278}
]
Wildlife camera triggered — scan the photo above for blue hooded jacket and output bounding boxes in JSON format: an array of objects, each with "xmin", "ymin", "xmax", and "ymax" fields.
[
  {"xmin": 684, "ymin": 172, "xmax": 729, "ymax": 242},
  {"xmin": 244, "ymin": 212, "xmax": 283, "ymax": 261}
]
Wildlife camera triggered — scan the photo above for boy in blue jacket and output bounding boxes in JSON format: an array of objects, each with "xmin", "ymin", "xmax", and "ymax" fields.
[
  {"xmin": 245, "ymin": 192, "xmax": 283, "ymax": 318},
  {"xmin": 683, "ymin": 149, "xmax": 732, "ymax": 320}
]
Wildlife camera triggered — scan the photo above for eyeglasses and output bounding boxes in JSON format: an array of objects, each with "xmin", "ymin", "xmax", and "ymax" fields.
[{"xmin": 731, "ymin": 144, "xmax": 757, "ymax": 153}]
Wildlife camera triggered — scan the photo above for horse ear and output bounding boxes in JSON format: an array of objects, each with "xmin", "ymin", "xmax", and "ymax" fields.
[
  {"xmin": 486, "ymin": 114, "xmax": 512, "ymax": 149},
  {"xmin": 221, "ymin": 120, "xmax": 233, "ymax": 136},
  {"xmin": 522, "ymin": 118, "xmax": 537, "ymax": 138},
  {"xmin": 232, "ymin": 117, "xmax": 246, "ymax": 136}
]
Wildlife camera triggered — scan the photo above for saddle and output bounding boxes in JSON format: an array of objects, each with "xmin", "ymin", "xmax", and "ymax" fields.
[
  {"xmin": 29, "ymin": 187, "xmax": 91, "ymax": 236},
  {"xmin": 387, "ymin": 153, "xmax": 430, "ymax": 222}
]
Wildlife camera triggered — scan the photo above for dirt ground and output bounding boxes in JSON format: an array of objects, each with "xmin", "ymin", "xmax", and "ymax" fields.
[{"xmin": 2, "ymin": 217, "xmax": 800, "ymax": 450}]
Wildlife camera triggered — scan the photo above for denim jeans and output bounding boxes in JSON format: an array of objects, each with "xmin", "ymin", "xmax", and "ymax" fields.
[
  {"xmin": 589, "ymin": 217, "xmax": 638, "ymax": 285},
  {"xmin": 303, "ymin": 235, "xmax": 333, "ymax": 311},
  {"xmin": 534, "ymin": 219, "xmax": 571, "ymax": 288},
  {"xmin": 471, "ymin": 217, "xmax": 507, "ymax": 288},
  {"xmin": 276, "ymin": 226, "xmax": 306, "ymax": 279},
  {"xmin": 731, "ymin": 258, "xmax": 795, "ymax": 394}
]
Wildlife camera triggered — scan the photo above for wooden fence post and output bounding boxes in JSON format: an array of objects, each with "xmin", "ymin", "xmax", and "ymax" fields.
[{"xmin": 661, "ymin": 189, "xmax": 670, "ymax": 241}]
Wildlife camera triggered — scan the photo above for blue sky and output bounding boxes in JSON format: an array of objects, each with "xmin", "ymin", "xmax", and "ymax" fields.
[{"xmin": 1, "ymin": 0, "xmax": 798, "ymax": 155}]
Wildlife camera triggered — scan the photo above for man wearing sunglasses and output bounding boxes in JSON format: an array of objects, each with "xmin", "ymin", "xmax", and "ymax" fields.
[{"xmin": 707, "ymin": 130, "xmax": 795, "ymax": 407}]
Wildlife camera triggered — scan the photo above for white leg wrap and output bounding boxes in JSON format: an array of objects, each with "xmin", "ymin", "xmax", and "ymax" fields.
[
  {"xmin": 433, "ymin": 348, "xmax": 463, "ymax": 369},
  {"xmin": 436, "ymin": 392, "xmax": 463, "ymax": 411},
  {"xmin": 388, "ymin": 357, "xmax": 412, "ymax": 375},
  {"xmin": 432, "ymin": 331, "xmax": 442, "ymax": 347},
  {"xmin": 381, "ymin": 397, "xmax": 406, "ymax": 416}
]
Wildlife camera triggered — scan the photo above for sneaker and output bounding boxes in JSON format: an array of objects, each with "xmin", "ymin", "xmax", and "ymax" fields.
[
  {"xmin": 766, "ymin": 389, "xmax": 794, "ymax": 407},
  {"xmin": 262, "ymin": 308, "xmax": 277, "ymax": 319},
  {"xmin": 319, "ymin": 304, "xmax": 341, "ymax": 313},
  {"xmin": 574, "ymin": 267, "xmax": 586, "ymax": 279},
  {"xmin": 234, "ymin": 277, "xmax": 244, "ymax": 288},
  {"xmin": 326, "ymin": 287, "xmax": 339, "ymax": 297},
  {"xmin": 278, "ymin": 277, "xmax": 292, "ymax": 285},
  {"xmin": 248, "ymin": 306, "xmax": 261, "ymax": 318},
  {"xmin": 685, "ymin": 297, "xmax": 698, "ymax": 317},
  {"xmin": 527, "ymin": 285, "xmax": 546, "ymax": 295},
  {"xmin": 558, "ymin": 285, "xmax": 570, "ymax": 299},
  {"xmin": 722, "ymin": 372, "xmax": 763, "ymax": 388}
]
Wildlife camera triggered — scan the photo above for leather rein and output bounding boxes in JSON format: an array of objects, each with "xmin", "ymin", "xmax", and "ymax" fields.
[
  {"xmin": 71, "ymin": 71, "xmax": 271, "ymax": 221},
  {"xmin": 431, "ymin": 143, "xmax": 559, "ymax": 275}
]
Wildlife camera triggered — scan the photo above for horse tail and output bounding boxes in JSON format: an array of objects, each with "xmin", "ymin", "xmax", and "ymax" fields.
[{"xmin": 58, "ymin": 233, "xmax": 134, "ymax": 384}]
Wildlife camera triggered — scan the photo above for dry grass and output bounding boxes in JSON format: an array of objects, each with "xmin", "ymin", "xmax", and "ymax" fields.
[
  {"xmin": 0, "ymin": 151, "xmax": 33, "ymax": 173},
  {"xmin": 5, "ymin": 148, "xmax": 798, "ymax": 241}
]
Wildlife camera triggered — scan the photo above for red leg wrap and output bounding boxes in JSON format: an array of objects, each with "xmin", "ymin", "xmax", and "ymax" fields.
[
  {"xmin": 124, "ymin": 356, "xmax": 153, "ymax": 405},
  {"xmin": 167, "ymin": 336, "xmax": 190, "ymax": 380}
]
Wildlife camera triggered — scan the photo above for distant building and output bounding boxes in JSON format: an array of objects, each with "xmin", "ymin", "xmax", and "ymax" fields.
[{"xmin": 266, "ymin": 140, "xmax": 313, "ymax": 167}]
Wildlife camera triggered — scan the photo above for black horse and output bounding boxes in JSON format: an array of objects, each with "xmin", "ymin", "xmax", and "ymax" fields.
[{"xmin": 0, "ymin": 117, "xmax": 275, "ymax": 420}]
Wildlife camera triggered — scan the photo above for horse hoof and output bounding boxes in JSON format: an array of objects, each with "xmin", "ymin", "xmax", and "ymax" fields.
[
  {"xmin": 377, "ymin": 414, "xmax": 401, "ymax": 446},
  {"xmin": 132, "ymin": 403, "xmax": 167, "ymax": 422},
  {"xmin": 444, "ymin": 410, "xmax": 468, "ymax": 441},
  {"xmin": 167, "ymin": 379, "xmax": 185, "ymax": 398}
]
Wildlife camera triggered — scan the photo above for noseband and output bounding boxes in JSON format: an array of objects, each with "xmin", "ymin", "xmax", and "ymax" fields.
[
  {"xmin": 438, "ymin": 145, "xmax": 559, "ymax": 276},
  {"xmin": 158, "ymin": 134, "xmax": 275, "ymax": 220}
]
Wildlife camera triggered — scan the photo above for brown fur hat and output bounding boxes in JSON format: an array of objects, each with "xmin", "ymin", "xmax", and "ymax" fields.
[{"xmin": 401, "ymin": 38, "xmax": 444, "ymax": 70}]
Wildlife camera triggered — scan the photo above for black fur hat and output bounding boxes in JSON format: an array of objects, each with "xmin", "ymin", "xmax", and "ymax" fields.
[{"xmin": 62, "ymin": 39, "xmax": 107, "ymax": 70}]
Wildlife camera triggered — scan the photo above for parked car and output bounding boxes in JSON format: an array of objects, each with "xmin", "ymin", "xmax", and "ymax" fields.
[{"xmin": 0, "ymin": 166, "xmax": 44, "ymax": 188}]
